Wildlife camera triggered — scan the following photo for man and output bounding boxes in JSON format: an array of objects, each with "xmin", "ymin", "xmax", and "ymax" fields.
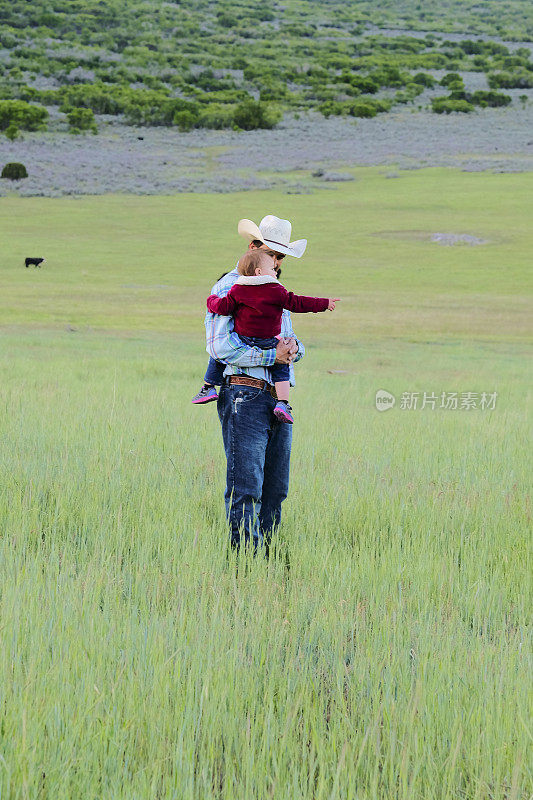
[{"xmin": 204, "ymin": 215, "xmax": 307, "ymax": 555}]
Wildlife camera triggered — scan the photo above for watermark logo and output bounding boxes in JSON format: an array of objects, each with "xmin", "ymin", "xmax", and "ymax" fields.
[
  {"xmin": 375, "ymin": 390, "xmax": 497, "ymax": 411},
  {"xmin": 375, "ymin": 389, "xmax": 396, "ymax": 411}
]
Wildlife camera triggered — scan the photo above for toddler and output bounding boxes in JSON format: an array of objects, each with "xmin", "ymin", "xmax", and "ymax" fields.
[{"xmin": 195, "ymin": 250, "xmax": 338, "ymax": 424}]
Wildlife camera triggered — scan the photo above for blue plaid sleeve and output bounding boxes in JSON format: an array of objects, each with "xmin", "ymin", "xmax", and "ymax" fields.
[
  {"xmin": 204, "ymin": 269, "xmax": 276, "ymax": 368},
  {"xmin": 280, "ymin": 309, "xmax": 305, "ymax": 363}
]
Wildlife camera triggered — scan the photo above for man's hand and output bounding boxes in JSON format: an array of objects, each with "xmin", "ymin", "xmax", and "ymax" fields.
[
  {"xmin": 275, "ymin": 337, "xmax": 298, "ymax": 364},
  {"xmin": 328, "ymin": 298, "xmax": 340, "ymax": 311}
]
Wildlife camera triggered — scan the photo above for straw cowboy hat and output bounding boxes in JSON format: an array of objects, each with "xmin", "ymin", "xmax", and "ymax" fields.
[{"xmin": 238, "ymin": 215, "xmax": 307, "ymax": 258}]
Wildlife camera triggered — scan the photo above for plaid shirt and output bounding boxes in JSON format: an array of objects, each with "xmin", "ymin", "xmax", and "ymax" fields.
[{"xmin": 204, "ymin": 267, "xmax": 305, "ymax": 386}]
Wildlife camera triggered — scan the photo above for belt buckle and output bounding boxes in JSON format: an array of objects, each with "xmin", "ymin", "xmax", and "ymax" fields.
[{"xmin": 229, "ymin": 375, "xmax": 275, "ymax": 396}]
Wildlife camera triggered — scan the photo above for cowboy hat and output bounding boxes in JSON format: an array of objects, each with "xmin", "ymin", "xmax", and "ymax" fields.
[{"xmin": 238, "ymin": 215, "xmax": 307, "ymax": 258}]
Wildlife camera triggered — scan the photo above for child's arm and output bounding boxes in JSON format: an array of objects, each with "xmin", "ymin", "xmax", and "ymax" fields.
[
  {"xmin": 279, "ymin": 286, "xmax": 330, "ymax": 314},
  {"xmin": 207, "ymin": 288, "xmax": 238, "ymax": 316}
]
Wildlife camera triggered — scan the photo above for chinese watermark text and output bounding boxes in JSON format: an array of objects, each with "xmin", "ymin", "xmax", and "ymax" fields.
[{"xmin": 375, "ymin": 390, "xmax": 497, "ymax": 412}]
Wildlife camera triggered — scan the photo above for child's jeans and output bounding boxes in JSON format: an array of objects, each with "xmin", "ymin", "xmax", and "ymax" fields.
[
  {"xmin": 204, "ymin": 337, "xmax": 289, "ymax": 386},
  {"xmin": 204, "ymin": 356, "xmax": 226, "ymax": 386}
]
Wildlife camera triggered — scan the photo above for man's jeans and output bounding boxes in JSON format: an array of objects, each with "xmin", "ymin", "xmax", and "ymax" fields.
[{"xmin": 217, "ymin": 382, "xmax": 292, "ymax": 552}]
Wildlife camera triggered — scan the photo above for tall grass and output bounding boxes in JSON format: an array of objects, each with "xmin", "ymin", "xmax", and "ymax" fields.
[
  {"xmin": 0, "ymin": 172, "xmax": 531, "ymax": 797},
  {"xmin": 0, "ymin": 329, "xmax": 530, "ymax": 799}
]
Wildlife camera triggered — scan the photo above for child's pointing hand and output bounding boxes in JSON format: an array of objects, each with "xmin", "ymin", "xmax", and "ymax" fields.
[{"xmin": 328, "ymin": 298, "xmax": 340, "ymax": 311}]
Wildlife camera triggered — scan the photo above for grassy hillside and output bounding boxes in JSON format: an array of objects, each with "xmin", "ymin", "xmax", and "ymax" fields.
[
  {"xmin": 0, "ymin": 0, "xmax": 531, "ymax": 137},
  {"xmin": 0, "ymin": 170, "xmax": 531, "ymax": 797}
]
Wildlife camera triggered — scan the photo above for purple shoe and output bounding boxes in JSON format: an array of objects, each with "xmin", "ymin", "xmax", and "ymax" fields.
[
  {"xmin": 192, "ymin": 384, "xmax": 218, "ymax": 404},
  {"xmin": 273, "ymin": 401, "xmax": 294, "ymax": 424}
]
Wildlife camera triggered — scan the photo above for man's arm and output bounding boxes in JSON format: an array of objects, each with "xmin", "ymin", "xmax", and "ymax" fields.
[{"xmin": 205, "ymin": 311, "xmax": 276, "ymax": 368}]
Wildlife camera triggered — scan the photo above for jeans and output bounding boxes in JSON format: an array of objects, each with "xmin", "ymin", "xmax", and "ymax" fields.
[{"xmin": 217, "ymin": 381, "xmax": 292, "ymax": 552}]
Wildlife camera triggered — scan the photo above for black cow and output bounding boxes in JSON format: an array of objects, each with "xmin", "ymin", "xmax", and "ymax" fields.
[{"xmin": 25, "ymin": 257, "xmax": 45, "ymax": 268}]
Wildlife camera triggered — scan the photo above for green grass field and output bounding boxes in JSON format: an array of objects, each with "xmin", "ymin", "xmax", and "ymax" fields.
[{"xmin": 0, "ymin": 169, "xmax": 531, "ymax": 799}]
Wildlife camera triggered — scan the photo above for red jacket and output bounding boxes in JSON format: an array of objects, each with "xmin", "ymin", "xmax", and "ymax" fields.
[{"xmin": 207, "ymin": 276, "xmax": 329, "ymax": 338}]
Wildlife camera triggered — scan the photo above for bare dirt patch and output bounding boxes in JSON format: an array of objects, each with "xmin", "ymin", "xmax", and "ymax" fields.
[
  {"xmin": 375, "ymin": 230, "xmax": 492, "ymax": 245},
  {"xmin": 430, "ymin": 233, "xmax": 490, "ymax": 246}
]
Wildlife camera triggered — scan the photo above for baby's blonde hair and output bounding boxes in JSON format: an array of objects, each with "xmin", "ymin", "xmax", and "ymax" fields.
[{"xmin": 237, "ymin": 250, "xmax": 271, "ymax": 277}]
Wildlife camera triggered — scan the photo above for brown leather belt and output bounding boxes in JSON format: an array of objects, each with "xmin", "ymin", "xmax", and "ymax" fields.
[{"xmin": 227, "ymin": 375, "xmax": 277, "ymax": 399}]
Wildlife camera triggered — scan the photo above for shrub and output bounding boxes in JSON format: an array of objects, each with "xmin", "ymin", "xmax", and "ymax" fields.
[
  {"xmin": 173, "ymin": 110, "xmax": 196, "ymax": 131},
  {"xmin": 431, "ymin": 97, "xmax": 475, "ymax": 114},
  {"xmin": 405, "ymin": 83, "xmax": 424, "ymax": 97},
  {"xmin": 348, "ymin": 101, "xmax": 377, "ymax": 118},
  {"xmin": 0, "ymin": 99, "xmax": 48, "ymax": 131},
  {"xmin": 336, "ymin": 84, "xmax": 362, "ymax": 98},
  {"xmin": 347, "ymin": 75, "xmax": 379, "ymax": 94},
  {"xmin": 195, "ymin": 89, "xmax": 249, "ymax": 105},
  {"xmin": 124, "ymin": 96, "xmax": 199, "ymax": 127},
  {"xmin": 216, "ymin": 11, "xmax": 238, "ymax": 28},
  {"xmin": 1, "ymin": 162, "xmax": 28, "ymax": 179},
  {"xmin": 469, "ymin": 90, "xmax": 511, "ymax": 108},
  {"xmin": 412, "ymin": 72, "xmax": 435, "ymax": 87},
  {"xmin": 5, "ymin": 123, "xmax": 19, "ymax": 140},
  {"xmin": 193, "ymin": 70, "xmax": 235, "ymax": 92},
  {"xmin": 318, "ymin": 100, "xmax": 346, "ymax": 118},
  {"xmin": 67, "ymin": 107, "xmax": 97, "ymax": 133},
  {"xmin": 232, "ymin": 99, "xmax": 281, "ymax": 130},
  {"xmin": 350, "ymin": 98, "xmax": 391, "ymax": 116},
  {"xmin": 453, "ymin": 39, "xmax": 508, "ymax": 56},
  {"xmin": 371, "ymin": 66, "xmax": 407, "ymax": 87},
  {"xmin": 448, "ymin": 77, "xmax": 465, "ymax": 91},
  {"xmin": 293, "ymin": 22, "xmax": 318, "ymax": 37},
  {"xmin": 319, "ymin": 97, "xmax": 391, "ymax": 119},
  {"xmin": 60, "ymin": 84, "xmax": 176, "ymax": 119},
  {"xmin": 488, "ymin": 71, "xmax": 533, "ymax": 89},
  {"xmin": 259, "ymin": 81, "xmax": 288, "ymax": 102},
  {"xmin": 197, "ymin": 103, "xmax": 234, "ymax": 130},
  {"xmin": 306, "ymin": 66, "xmax": 329, "ymax": 80},
  {"xmin": 440, "ymin": 72, "xmax": 463, "ymax": 87},
  {"xmin": 243, "ymin": 64, "xmax": 263, "ymax": 82},
  {"xmin": 59, "ymin": 83, "xmax": 125, "ymax": 114},
  {"xmin": 394, "ymin": 85, "xmax": 423, "ymax": 104}
]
